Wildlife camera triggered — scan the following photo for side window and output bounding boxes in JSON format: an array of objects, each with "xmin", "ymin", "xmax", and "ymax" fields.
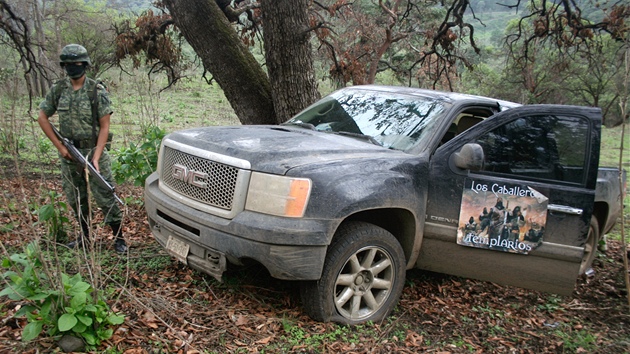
[
  {"xmin": 475, "ymin": 115, "xmax": 589, "ymax": 184},
  {"xmin": 440, "ymin": 109, "xmax": 495, "ymax": 145}
]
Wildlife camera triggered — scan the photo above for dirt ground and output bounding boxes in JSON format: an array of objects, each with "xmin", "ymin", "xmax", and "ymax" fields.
[{"xmin": 0, "ymin": 174, "xmax": 628, "ymax": 353}]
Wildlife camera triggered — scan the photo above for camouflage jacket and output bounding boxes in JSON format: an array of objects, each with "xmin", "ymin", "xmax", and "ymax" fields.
[{"xmin": 39, "ymin": 77, "xmax": 113, "ymax": 142}]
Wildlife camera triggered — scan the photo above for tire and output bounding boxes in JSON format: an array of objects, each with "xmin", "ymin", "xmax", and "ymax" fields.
[
  {"xmin": 579, "ymin": 216, "xmax": 600, "ymax": 275},
  {"xmin": 300, "ymin": 221, "xmax": 406, "ymax": 325}
]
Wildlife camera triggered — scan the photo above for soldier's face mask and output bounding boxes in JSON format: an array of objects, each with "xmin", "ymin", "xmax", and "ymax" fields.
[{"xmin": 64, "ymin": 63, "xmax": 86, "ymax": 79}]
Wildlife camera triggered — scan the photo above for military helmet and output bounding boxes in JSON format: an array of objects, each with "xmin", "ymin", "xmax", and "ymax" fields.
[{"xmin": 59, "ymin": 44, "xmax": 91, "ymax": 66}]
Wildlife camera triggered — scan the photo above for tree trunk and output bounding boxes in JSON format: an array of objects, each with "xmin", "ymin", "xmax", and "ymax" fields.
[
  {"xmin": 163, "ymin": 0, "xmax": 276, "ymax": 125},
  {"xmin": 261, "ymin": 0, "xmax": 320, "ymax": 123},
  {"xmin": 21, "ymin": 0, "xmax": 38, "ymax": 97},
  {"xmin": 32, "ymin": 0, "xmax": 48, "ymax": 94}
]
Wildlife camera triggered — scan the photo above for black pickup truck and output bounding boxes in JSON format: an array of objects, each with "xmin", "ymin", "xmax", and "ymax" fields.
[{"xmin": 144, "ymin": 85, "xmax": 626, "ymax": 324}]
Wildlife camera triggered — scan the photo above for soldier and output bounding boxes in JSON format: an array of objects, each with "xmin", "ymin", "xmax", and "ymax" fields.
[
  {"xmin": 479, "ymin": 207, "xmax": 491, "ymax": 233},
  {"xmin": 494, "ymin": 197, "xmax": 505, "ymax": 211},
  {"xmin": 37, "ymin": 44, "xmax": 127, "ymax": 253}
]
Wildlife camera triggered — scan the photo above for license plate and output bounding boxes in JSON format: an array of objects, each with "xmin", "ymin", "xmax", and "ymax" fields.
[{"xmin": 166, "ymin": 236, "xmax": 190, "ymax": 265}]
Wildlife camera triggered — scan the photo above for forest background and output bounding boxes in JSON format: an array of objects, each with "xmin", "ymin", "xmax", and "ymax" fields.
[{"xmin": 0, "ymin": 0, "xmax": 628, "ymax": 353}]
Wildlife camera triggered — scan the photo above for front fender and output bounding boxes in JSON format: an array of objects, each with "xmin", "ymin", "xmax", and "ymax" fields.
[{"xmin": 289, "ymin": 156, "xmax": 430, "ymax": 267}]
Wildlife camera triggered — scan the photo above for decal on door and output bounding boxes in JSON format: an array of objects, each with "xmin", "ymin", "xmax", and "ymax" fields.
[{"xmin": 457, "ymin": 179, "xmax": 548, "ymax": 254}]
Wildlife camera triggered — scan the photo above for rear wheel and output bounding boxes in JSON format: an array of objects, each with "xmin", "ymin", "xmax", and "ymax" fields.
[
  {"xmin": 301, "ymin": 221, "xmax": 406, "ymax": 324},
  {"xmin": 579, "ymin": 216, "xmax": 600, "ymax": 275}
]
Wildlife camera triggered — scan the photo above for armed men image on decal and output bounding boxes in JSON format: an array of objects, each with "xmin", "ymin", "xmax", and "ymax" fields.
[{"xmin": 457, "ymin": 179, "xmax": 548, "ymax": 254}]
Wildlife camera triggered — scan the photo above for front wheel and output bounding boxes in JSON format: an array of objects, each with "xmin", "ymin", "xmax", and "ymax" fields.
[{"xmin": 301, "ymin": 221, "xmax": 406, "ymax": 325}]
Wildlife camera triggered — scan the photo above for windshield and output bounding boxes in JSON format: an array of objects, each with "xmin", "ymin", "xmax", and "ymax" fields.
[{"xmin": 284, "ymin": 89, "xmax": 449, "ymax": 151}]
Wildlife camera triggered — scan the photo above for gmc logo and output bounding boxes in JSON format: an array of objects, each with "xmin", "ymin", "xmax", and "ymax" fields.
[{"xmin": 172, "ymin": 164, "xmax": 209, "ymax": 188}]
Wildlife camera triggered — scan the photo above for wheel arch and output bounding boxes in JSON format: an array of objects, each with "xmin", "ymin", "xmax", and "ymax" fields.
[{"xmin": 339, "ymin": 208, "xmax": 418, "ymax": 267}]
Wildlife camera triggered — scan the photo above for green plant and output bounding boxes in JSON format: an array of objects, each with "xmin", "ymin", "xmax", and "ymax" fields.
[
  {"xmin": 112, "ymin": 125, "xmax": 166, "ymax": 187},
  {"xmin": 278, "ymin": 318, "xmax": 381, "ymax": 350},
  {"xmin": 537, "ymin": 295, "xmax": 564, "ymax": 313},
  {"xmin": 0, "ymin": 127, "xmax": 15, "ymax": 153},
  {"xmin": 281, "ymin": 318, "xmax": 306, "ymax": 344},
  {"xmin": 37, "ymin": 137, "xmax": 53, "ymax": 155},
  {"xmin": 451, "ymin": 335, "xmax": 475, "ymax": 351},
  {"xmin": 0, "ymin": 242, "xmax": 125, "ymax": 348},
  {"xmin": 0, "ymin": 222, "xmax": 15, "ymax": 233},
  {"xmin": 162, "ymin": 113, "xmax": 174, "ymax": 123},
  {"xmin": 35, "ymin": 191, "xmax": 70, "ymax": 244},
  {"xmin": 471, "ymin": 304, "xmax": 505, "ymax": 319},
  {"xmin": 553, "ymin": 326, "xmax": 598, "ymax": 352}
]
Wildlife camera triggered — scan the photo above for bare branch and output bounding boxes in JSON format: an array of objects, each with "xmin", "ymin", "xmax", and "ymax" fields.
[{"xmin": 0, "ymin": 0, "xmax": 50, "ymax": 106}]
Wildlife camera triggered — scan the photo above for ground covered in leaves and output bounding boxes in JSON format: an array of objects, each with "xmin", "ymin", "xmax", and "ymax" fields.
[{"xmin": 0, "ymin": 175, "xmax": 629, "ymax": 353}]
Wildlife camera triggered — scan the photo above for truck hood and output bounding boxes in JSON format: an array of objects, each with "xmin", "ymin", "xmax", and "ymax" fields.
[{"xmin": 165, "ymin": 125, "xmax": 404, "ymax": 175}]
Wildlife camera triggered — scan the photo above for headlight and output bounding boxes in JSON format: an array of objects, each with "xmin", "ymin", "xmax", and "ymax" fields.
[{"xmin": 245, "ymin": 172, "xmax": 312, "ymax": 217}]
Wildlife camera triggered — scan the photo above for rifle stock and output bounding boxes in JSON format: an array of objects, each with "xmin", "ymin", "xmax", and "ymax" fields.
[{"xmin": 50, "ymin": 123, "xmax": 123, "ymax": 205}]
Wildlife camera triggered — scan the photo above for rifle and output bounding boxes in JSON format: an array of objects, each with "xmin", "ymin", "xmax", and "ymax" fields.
[{"xmin": 50, "ymin": 123, "xmax": 123, "ymax": 205}]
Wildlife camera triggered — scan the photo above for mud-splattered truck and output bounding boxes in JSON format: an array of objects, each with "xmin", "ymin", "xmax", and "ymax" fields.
[{"xmin": 144, "ymin": 85, "xmax": 625, "ymax": 324}]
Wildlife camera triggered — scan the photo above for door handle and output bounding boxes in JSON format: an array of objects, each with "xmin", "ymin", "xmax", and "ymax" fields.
[{"xmin": 547, "ymin": 204, "xmax": 583, "ymax": 215}]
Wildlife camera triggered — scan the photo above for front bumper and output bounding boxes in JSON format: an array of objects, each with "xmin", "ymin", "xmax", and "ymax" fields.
[{"xmin": 144, "ymin": 173, "xmax": 332, "ymax": 281}]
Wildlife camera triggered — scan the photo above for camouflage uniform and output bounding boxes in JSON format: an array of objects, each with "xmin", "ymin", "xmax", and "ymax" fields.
[
  {"xmin": 39, "ymin": 78, "xmax": 121, "ymax": 227},
  {"xmin": 38, "ymin": 44, "xmax": 126, "ymax": 252}
]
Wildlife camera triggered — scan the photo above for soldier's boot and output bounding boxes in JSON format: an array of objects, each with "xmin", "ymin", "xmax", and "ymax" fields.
[
  {"xmin": 110, "ymin": 223, "xmax": 128, "ymax": 254},
  {"xmin": 67, "ymin": 218, "xmax": 90, "ymax": 250}
]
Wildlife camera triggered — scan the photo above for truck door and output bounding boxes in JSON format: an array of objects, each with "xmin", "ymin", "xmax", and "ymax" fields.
[{"xmin": 419, "ymin": 105, "xmax": 601, "ymax": 295}]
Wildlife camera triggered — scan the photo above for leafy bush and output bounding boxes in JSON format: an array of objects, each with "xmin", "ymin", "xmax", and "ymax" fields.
[
  {"xmin": 35, "ymin": 191, "xmax": 70, "ymax": 244},
  {"xmin": 0, "ymin": 242, "xmax": 125, "ymax": 348},
  {"xmin": 112, "ymin": 125, "xmax": 166, "ymax": 186}
]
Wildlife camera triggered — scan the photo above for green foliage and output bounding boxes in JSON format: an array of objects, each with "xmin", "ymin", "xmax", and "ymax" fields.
[
  {"xmin": 0, "ymin": 242, "xmax": 124, "ymax": 348},
  {"xmin": 553, "ymin": 325, "xmax": 598, "ymax": 352},
  {"xmin": 112, "ymin": 125, "xmax": 166, "ymax": 187},
  {"xmin": 0, "ymin": 222, "xmax": 15, "ymax": 233},
  {"xmin": 37, "ymin": 137, "xmax": 53, "ymax": 156},
  {"xmin": 279, "ymin": 319, "xmax": 378, "ymax": 350},
  {"xmin": 537, "ymin": 295, "xmax": 564, "ymax": 313},
  {"xmin": 55, "ymin": 0, "xmax": 118, "ymax": 78},
  {"xmin": 35, "ymin": 191, "xmax": 70, "ymax": 244},
  {"xmin": 459, "ymin": 63, "xmax": 508, "ymax": 99},
  {"xmin": 0, "ymin": 127, "xmax": 26, "ymax": 154}
]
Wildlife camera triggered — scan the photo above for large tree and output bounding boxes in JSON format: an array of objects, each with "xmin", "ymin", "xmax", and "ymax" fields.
[
  {"xmin": 162, "ymin": 0, "xmax": 276, "ymax": 125},
  {"xmin": 261, "ymin": 0, "xmax": 320, "ymax": 122},
  {"xmin": 160, "ymin": 0, "xmax": 321, "ymax": 125}
]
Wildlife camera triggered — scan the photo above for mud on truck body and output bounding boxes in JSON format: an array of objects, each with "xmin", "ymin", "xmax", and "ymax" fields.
[{"xmin": 145, "ymin": 85, "xmax": 626, "ymax": 324}]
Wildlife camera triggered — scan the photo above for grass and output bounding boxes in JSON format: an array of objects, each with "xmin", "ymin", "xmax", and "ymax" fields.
[
  {"xmin": 100, "ymin": 243, "xmax": 172, "ymax": 279},
  {"xmin": 108, "ymin": 72, "xmax": 239, "ymax": 143},
  {"xmin": 276, "ymin": 319, "xmax": 381, "ymax": 352},
  {"xmin": 599, "ymin": 124, "xmax": 629, "ymax": 242},
  {"xmin": 600, "ymin": 124, "xmax": 629, "ymax": 167}
]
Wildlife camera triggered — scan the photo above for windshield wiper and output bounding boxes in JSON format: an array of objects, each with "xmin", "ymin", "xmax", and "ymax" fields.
[
  {"xmin": 282, "ymin": 121, "xmax": 316, "ymax": 130},
  {"xmin": 334, "ymin": 131, "xmax": 382, "ymax": 146}
]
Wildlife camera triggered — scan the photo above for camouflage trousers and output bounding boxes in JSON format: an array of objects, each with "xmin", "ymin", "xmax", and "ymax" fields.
[{"xmin": 60, "ymin": 149, "xmax": 121, "ymax": 226}]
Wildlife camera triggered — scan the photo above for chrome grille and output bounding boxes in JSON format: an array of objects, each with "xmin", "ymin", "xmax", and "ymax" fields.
[{"xmin": 161, "ymin": 146, "xmax": 239, "ymax": 210}]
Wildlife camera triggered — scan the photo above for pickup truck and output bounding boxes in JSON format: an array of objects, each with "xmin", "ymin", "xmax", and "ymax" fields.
[{"xmin": 144, "ymin": 85, "xmax": 626, "ymax": 324}]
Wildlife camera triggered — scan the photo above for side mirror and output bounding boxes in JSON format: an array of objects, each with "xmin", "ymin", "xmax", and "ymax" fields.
[{"xmin": 453, "ymin": 143, "xmax": 484, "ymax": 171}]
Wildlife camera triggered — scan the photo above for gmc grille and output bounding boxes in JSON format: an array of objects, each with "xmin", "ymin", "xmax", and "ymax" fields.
[{"xmin": 161, "ymin": 146, "xmax": 240, "ymax": 210}]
